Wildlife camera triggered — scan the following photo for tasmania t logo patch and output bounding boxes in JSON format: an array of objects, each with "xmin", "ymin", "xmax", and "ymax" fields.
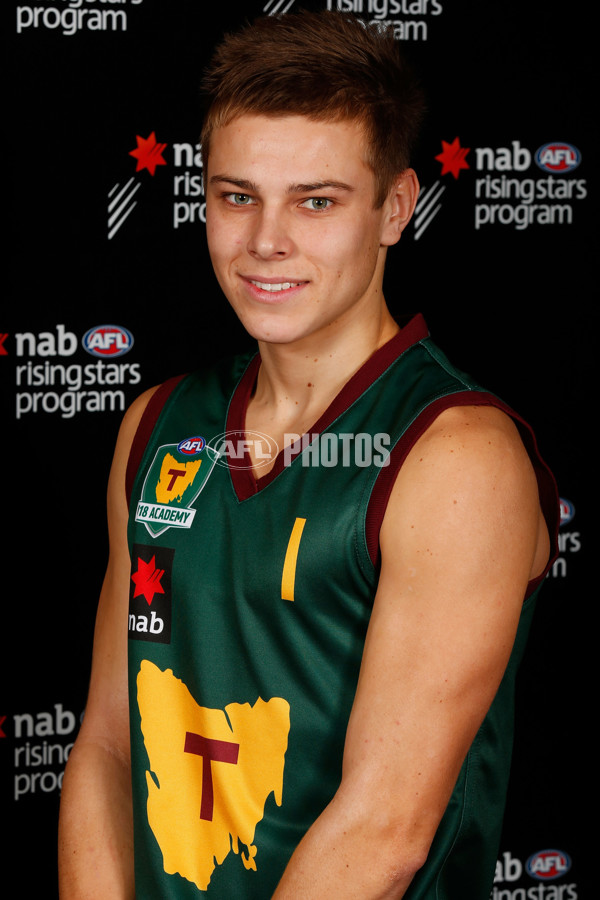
[
  {"xmin": 135, "ymin": 440, "xmax": 219, "ymax": 538},
  {"xmin": 137, "ymin": 660, "xmax": 290, "ymax": 889},
  {"xmin": 129, "ymin": 544, "xmax": 174, "ymax": 643}
]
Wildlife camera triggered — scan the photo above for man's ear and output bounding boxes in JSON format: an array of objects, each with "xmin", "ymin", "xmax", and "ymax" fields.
[{"xmin": 380, "ymin": 169, "xmax": 420, "ymax": 246}]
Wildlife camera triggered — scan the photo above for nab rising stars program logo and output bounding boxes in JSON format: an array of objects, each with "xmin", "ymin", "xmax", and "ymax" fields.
[{"xmin": 414, "ymin": 134, "xmax": 585, "ymax": 239}]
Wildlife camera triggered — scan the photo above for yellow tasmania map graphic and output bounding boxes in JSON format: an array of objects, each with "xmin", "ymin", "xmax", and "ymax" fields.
[
  {"xmin": 155, "ymin": 452, "xmax": 202, "ymax": 504},
  {"xmin": 137, "ymin": 660, "xmax": 290, "ymax": 890}
]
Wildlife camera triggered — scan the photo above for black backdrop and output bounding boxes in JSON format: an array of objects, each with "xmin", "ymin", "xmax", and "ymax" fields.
[{"xmin": 5, "ymin": 1, "xmax": 593, "ymax": 895}]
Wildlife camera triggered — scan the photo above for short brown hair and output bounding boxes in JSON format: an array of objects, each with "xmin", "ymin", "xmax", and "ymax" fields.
[{"xmin": 200, "ymin": 10, "xmax": 425, "ymax": 207}]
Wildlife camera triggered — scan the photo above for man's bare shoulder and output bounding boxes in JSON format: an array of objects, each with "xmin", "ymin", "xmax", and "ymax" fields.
[
  {"xmin": 380, "ymin": 402, "xmax": 546, "ymax": 583},
  {"xmin": 387, "ymin": 402, "xmax": 538, "ymax": 512},
  {"xmin": 393, "ymin": 403, "xmax": 538, "ymax": 502},
  {"xmin": 411, "ymin": 403, "xmax": 527, "ymax": 460},
  {"xmin": 111, "ymin": 385, "xmax": 163, "ymax": 466}
]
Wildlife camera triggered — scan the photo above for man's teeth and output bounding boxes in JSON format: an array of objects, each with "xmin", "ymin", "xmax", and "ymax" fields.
[{"xmin": 251, "ymin": 280, "xmax": 302, "ymax": 292}]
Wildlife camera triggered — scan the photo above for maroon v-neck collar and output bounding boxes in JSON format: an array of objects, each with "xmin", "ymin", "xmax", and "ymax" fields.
[{"xmin": 227, "ymin": 314, "xmax": 429, "ymax": 501}]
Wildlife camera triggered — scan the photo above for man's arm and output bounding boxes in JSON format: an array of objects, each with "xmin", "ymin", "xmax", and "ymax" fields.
[
  {"xmin": 58, "ymin": 388, "xmax": 158, "ymax": 899},
  {"xmin": 273, "ymin": 405, "xmax": 550, "ymax": 899}
]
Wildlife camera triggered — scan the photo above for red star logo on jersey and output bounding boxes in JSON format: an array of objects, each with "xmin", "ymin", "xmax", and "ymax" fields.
[
  {"xmin": 129, "ymin": 132, "xmax": 168, "ymax": 175},
  {"xmin": 131, "ymin": 556, "xmax": 166, "ymax": 605},
  {"xmin": 435, "ymin": 137, "xmax": 470, "ymax": 179}
]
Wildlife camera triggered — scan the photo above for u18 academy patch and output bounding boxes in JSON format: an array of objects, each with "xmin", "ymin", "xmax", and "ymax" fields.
[{"xmin": 135, "ymin": 440, "xmax": 219, "ymax": 538}]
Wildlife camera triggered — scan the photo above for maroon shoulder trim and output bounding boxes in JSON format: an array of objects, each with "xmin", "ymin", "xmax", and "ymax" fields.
[
  {"xmin": 226, "ymin": 355, "xmax": 262, "ymax": 500},
  {"xmin": 309, "ymin": 314, "xmax": 429, "ymax": 436},
  {"xmin": 365, "ymin": 391, "xmax": 559, "ymax": 598},
  {"xmin": 229, "ymin": 315, "xmax": 429, "ymax": 501},
  {"xmin": 125, "ymin": 375, "xmax": 187, "ymax": 507}
]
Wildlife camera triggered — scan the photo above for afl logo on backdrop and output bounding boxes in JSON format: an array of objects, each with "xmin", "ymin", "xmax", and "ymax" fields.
[
  {"xmin": 526, "ymin": 849, "xmax": 571, "ymax": 881},
  {"xmin": 559, "ymin": 498, "xmax": 575, "ymax": 526},
  {"xmin": 535, "ymin": 143, "xmax": 581, "ymax": 173},
  {"xmin": 83, "ymin": 324, "xmax": 134, "ymax": 357}
]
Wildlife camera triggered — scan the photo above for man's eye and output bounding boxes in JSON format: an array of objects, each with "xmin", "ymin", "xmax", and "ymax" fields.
[
  {"xmin": 227, "ymin": 193, "xmax": 254, "ymax": 205},
  {"xmin": 301, "ymin": 197, "xmax": 332, "ymax": 211}
]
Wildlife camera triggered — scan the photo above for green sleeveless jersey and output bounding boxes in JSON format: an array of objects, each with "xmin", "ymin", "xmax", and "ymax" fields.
[{"xmin": 126, "ymin": 315, "xmax": 557, "ymax": 899}]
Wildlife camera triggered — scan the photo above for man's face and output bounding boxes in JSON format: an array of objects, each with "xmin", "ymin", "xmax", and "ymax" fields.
[{"xmin": 205, "ymin": 114, "xmax": 403, "ymax": 348}]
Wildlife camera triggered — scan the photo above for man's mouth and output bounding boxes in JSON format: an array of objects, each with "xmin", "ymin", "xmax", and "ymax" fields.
[{"xmin": 249, "ymin": 280, "xmax": 305, "ymax": 292}]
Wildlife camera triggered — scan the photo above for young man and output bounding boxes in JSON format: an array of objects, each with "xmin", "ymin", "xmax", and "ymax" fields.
[{"xmin": 58, "ymin": 11, "xmax": 558, "ymax": 899}]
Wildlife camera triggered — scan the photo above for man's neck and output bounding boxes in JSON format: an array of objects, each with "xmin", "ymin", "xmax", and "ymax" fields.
[{"xmin": 245, "ymin": 305, "xmax": 399, "ymax": 451}]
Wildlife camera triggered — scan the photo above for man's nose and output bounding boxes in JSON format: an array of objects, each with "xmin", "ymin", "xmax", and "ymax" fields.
[{"xmin": 247, "ymin": 207, "xmax": 294, "ymax": 260}]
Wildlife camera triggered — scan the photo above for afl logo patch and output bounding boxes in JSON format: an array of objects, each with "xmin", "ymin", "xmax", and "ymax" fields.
[{"xmin": 177, "ymin": 436, "xmax": 206, "ymax": 455}]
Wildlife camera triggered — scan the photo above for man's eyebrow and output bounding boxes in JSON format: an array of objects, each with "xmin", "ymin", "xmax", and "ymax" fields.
[
  {"xmin": 208, "ymin": 175, "xmax": 354, "ymax": 194},
  {"xmin": 288, "ymin": 181, "xmax": 355, "ymax": 194},
  {"xmin": 209, "ymin": 175, "xmax": 259, "ymax": 192}
]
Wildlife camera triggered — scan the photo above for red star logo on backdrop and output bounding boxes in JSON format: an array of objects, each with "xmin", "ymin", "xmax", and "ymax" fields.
[
  {"xmin": 435, "ymin": 137, "xmax": 470, "ymax": 179},
  {"xmin": 129, "ymin": 132, "xmax": 168, "ymax": 175},
  {"xmin": 131, "ymin": 556, "xmax": 166, "ymax": 605}
]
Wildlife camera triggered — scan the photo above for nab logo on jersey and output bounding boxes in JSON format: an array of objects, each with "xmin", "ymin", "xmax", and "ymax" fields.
[
  {"xmin": 82, "ymin": 324, "xmax": 134, "ymax": 358},
  {"xmin": 128, "ymin": 544, "xmax": 175, "ymax": 644},
  {"xmin": 526, "ymin": 849, "xmax": 571, "ymax": 881}
]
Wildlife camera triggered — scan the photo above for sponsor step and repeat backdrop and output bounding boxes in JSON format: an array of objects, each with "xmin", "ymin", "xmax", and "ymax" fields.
[{"xmin": 6, "ymin": 1, "xmax": 593, "ymax": 895}]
